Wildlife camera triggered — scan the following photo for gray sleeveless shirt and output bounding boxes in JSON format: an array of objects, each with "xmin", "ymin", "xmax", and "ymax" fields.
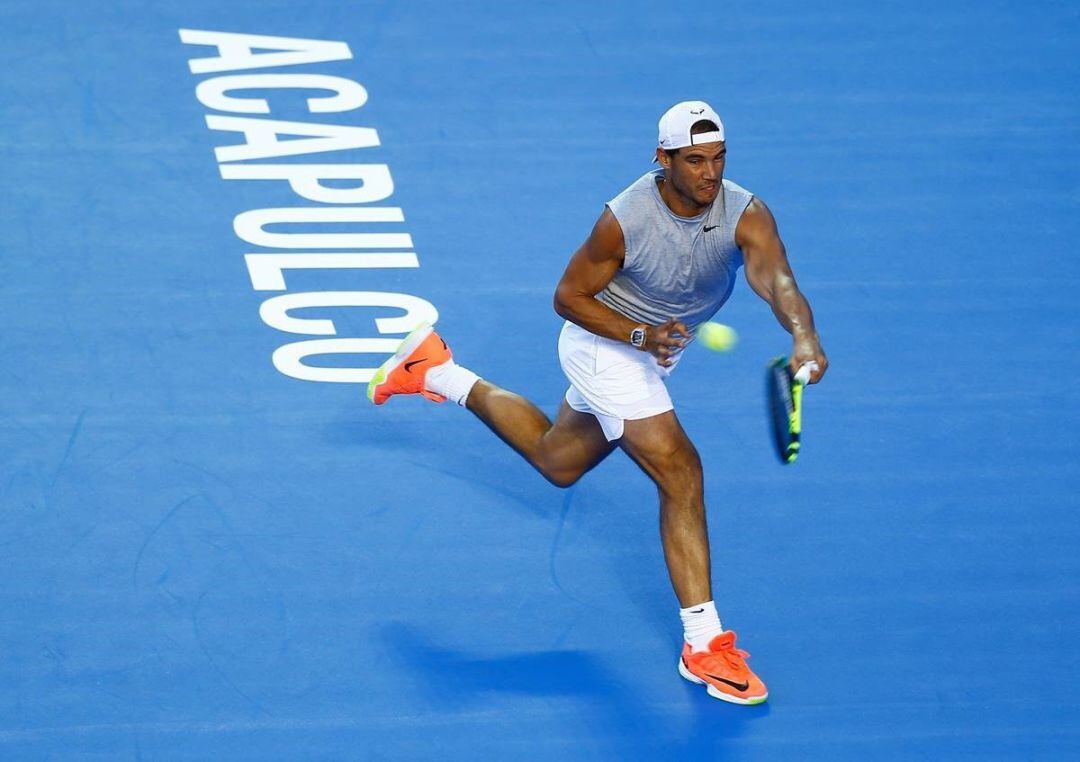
[{"xmin": 596, "ymin": 169, "xmax": 754, "ymax": 331}]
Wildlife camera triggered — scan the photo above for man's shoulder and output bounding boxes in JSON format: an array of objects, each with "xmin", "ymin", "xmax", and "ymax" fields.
[
  {"xmin": 721, "ymin": 178, "xmax": 756, "ymax": 228},
  {"xmin": 613, "ymin": 169, "xmax": 663, "ymax": 200},
  {"xmin": 722, "ymin": 177, "xmax": 753, "ymax": 198},
  {"xmin": 607, "ymin": 169, "xmax": 662, "ymax": 222}
]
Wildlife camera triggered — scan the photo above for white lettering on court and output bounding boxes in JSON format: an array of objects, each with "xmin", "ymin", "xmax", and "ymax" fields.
[{"xmin": 180, "ymin": 29, "xmax": 437, "ymax": 383}]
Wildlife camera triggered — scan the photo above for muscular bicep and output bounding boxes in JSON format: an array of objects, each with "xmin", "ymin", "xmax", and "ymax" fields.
[
  {"xmin": 737, "ymin": 197, "xmax": 797, "ymax": 303},
  {"xmin": 554, "ymin": 208, "xmax": 625, "ymax": 307}
]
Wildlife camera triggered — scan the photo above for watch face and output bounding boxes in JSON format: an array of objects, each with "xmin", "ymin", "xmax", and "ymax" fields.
[{"xmin": 631, "ymin": 327, "xmax": 645, "ymax": 347}]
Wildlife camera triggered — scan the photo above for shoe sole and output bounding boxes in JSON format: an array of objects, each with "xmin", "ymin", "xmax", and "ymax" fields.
[
  {"xmin": 366, "ymin": 322, "xmax": 435, "ymax": 404},
  {"xmin": 678, "ymin": 658, "xmax": 768, "ymax": 705}
]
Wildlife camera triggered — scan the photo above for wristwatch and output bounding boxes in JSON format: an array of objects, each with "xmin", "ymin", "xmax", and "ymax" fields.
[{"xmin": 630, "ymin": 325, "xmax": 647, "ymax": 349}]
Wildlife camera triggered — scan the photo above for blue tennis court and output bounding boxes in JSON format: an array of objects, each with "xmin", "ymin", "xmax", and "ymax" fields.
[{"xmin": 1, "ymin": 1, "xmax": 1077, "ymax": 757}]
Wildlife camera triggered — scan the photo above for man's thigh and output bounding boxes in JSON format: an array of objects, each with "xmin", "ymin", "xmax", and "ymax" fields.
[
  {"xmin": 541, "ymin": 399, "xmax": 617, "ymax": 478},
  {"xmin": 618, "ymin": 410, "xmax": 701, "ymax": 485}
]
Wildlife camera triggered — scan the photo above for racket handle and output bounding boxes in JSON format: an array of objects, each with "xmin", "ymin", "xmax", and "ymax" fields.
[{"xmin": 794, "ymin": 361, "xmax": 819, "ymax": 385}]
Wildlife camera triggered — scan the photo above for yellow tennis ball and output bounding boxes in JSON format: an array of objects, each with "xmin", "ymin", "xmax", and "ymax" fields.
[{"xmin": 698, "ymin": 321, "xmax": 738, "ymax": 352}]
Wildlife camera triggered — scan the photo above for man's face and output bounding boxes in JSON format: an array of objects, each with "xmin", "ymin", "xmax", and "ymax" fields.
[{"xmin": 659, "ymin": 141, "xmax": 726, "ymax": 208}]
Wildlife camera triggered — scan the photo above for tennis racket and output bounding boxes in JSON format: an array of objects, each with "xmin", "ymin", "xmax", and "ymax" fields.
[{"xmin": 766, "ymin": 357, "xmax": 819, "ymax": 464}]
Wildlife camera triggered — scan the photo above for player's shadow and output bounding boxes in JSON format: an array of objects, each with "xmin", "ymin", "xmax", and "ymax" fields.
[
  {"xmin": 379, "ymin": 622, "xmax": 618, "ymax": 702},
  {"xmin": 379, "ymin": 622, "xmax": 765, "ymax": 758}
]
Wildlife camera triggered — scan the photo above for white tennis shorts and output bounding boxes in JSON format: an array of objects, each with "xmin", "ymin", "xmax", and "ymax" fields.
[{"xmin": 557, "ymin": 321, "xmax": 680, "ymax": 441}]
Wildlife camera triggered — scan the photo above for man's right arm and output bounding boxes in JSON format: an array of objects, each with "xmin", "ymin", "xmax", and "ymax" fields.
[{"xmin": 553, "ymin": 208, "xmax": 688, "ymax": 366}]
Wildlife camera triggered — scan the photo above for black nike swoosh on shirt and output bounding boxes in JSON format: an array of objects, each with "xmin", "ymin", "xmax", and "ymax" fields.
[
  {"xmin": 705, "ymin": 674, "xmax": 749, "ymax": 691},
  {"xmin": 404, "ymin": 358, "xmax": 427, "ymax": 372},
  {"xmin": 703, "ymin": 225, "xmax": 719, "ymax": 232}
]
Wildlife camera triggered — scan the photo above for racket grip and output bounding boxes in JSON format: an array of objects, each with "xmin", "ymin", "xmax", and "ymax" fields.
[{"xmin": 794, "ymin": 361, "xmax": 819, "ymax": 385}]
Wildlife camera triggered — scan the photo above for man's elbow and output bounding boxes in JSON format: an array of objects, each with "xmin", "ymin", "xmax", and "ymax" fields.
[{"xmin": 553, "ymin": 284, "xmax": 575, "ymax": 318}]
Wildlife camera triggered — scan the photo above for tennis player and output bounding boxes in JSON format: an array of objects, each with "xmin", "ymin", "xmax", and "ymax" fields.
[{"xmin": 369, "ymin": 101, "xmax": 828, "ymax": 704}]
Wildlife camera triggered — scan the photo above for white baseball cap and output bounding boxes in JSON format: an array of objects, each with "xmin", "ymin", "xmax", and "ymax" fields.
[{"xmin": 657, "ymin": 100, "xmax": 725, "ymax": 151}]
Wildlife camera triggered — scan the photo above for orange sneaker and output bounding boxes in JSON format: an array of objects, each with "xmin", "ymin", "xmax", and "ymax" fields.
[
  {"xmin": 367, "ymin": 323, "xmax": 452, "ymax": 405},
  {"xmin": 678, "ymin": 631, "xmax": 768, "ymax": 705}
]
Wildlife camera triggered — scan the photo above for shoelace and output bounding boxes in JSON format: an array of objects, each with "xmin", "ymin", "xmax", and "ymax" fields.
[{"xmin": 700, "ymin": 634, "xmax": 751, "ymax": 675}]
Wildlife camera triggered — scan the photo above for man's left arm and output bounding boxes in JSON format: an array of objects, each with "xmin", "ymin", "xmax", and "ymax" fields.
[{"xmin": 737, "ymin": 197, "xmax": 828, "ymax": 383}]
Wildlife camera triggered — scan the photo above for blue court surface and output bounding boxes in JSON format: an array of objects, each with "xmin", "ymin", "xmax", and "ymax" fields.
[{"xmin": 1, "ymin": 1, "xmax": 1078, "ymax": 758}]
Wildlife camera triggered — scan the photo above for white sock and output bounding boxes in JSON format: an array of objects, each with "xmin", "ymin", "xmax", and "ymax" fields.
[
  {"xmin": 680, "ymin": 600, "xmax": 724, "ymax": 652},
  {"xmin": 424, "ymin": 359, "xmax": 480, "ymax": 406}
]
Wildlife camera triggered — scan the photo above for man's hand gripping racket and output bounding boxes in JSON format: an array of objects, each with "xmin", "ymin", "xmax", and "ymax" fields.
[{"xmin": 766, "ymin": 358, "xmax": 820, "ymax": 464}]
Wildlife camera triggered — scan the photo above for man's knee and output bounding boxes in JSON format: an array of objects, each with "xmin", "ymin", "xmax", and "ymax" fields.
[
  {"xmin": 651, "ymin": 442, "xmax": 703, "ymax": 493},
  {"xmin": 546, "ymin": 469, "xmax": 584, "ymax": 489},
  {"xmin": 539, "ymin": 457, "xmax": 588, "ymax": 488}
]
